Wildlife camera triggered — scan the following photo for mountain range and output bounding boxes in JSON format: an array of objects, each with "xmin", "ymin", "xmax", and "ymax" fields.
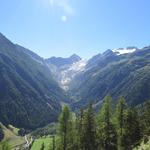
[
  {"xmin": 0, "ymin": 32, "xmax": 150, "ymax": 129},
  {"xmin": 69, "ymin": 47, "xmax": 150, "ymax": 108}
]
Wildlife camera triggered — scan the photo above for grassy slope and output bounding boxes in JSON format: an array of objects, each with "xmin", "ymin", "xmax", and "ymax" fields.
[
  {"xmin": 31, "ymin": 137, "xmax": 52, "ymax": 150},
  {"xmin": 0, "ymin": 123, "xmax": 25, "ymax": 149},
  {"xmin": 8, "ymin": 124, "xmax": 19, "ymax": 136}
]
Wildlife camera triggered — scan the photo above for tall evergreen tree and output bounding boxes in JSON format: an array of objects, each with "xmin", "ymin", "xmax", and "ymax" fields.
[
  {"xmin": 77, "ymin": 109, "xmax": 84, "ymax": 150},
  {"xmin": 123, "ymin": 108, "xmax": 141, "ymax": 150},
  {"xmin": 58, "ymin": 106, "xmax": 77, "ymax": 150},
  {"xmin": 66, "ymin": 113, "xmax": 79, "ymax": 150},
  {"xmin": 98, "ymin": 95, "xmax": 117, "ymax": 150},
  {"xmin": 58, "ymin": 106, "xmax": 70, "ymax": 150},
  {"xmin": 115, "ymin": 97, "xmax": 127, "ymax": 150},
  {"xmin": 82, "ymin": 104, "xmax": 97, "ymax": 150},
  {"xmin": 50, "ymin": 135, "xmax": 55, "ymax": 150},
  {"xmin": 143, "ymin": 100, "xmax": 150, "ymax": 135}
]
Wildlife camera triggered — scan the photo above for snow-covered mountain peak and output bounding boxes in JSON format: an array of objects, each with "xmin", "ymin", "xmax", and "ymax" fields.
[
  {"xmin": 112, "ymin": 47, "xmax": 137, "ymax": 55},
  {"xmin": 60, "ymin": 59, "xmax": 87, "ymax": 90},
  {"xmin": 68, "ymin": 59, "xmax": 87, "ymax": 72}
]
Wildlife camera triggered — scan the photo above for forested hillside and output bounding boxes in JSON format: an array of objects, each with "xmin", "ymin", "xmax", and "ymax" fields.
[
  {"xmin": 69, "ymin": 47, "xmax": 150, "ymax": 109},
  {"xmin": 0, "ymin": 33, "xmax": 67, "ymax": 129}
]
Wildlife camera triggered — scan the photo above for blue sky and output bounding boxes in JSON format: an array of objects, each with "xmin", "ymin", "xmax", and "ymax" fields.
[{"xmin": 0, "ymin": 0, "xmax": 150, "ymax": 58}]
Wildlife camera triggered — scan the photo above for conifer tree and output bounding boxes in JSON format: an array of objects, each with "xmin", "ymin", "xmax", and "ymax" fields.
[
  {"xmin": 58, "ymin": 106, "xmax": 70, "ymax": 150},
  {"xmin": 143, "ymin": 100, "xmax": 150, "ymax": 135},
  {"xmin": 82, "ymin": 103, "xmax": 97, "ymax": 150},
  {"xmin": 115, "ymin": 97, "xmax": 127, "ymax": 150},
  {"xmin": 58, "ymin": 106, "xmax": 77, "ymax": 150},
  {"xmin": 123, "ymin": 108, "xmax": 141, "ymax": 150},
  {"xmin": 78, "ymin": 109, "xmax": 84, "ymax": 150},
  {"xmin": 50, "ymin": 135, "xmax": 55, "ymax": 150},
  {"xmin": 98, "ymin": 95, "xmax": 117, "ymax": 150},
  {"xmin": 66, "ymin": 113, "xmax": 79, "ymax": 150}
]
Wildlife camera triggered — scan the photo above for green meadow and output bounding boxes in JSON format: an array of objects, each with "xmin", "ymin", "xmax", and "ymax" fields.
[{"xmin": 31, "ymin": 137, "xmax": 52, "ymax": 150}]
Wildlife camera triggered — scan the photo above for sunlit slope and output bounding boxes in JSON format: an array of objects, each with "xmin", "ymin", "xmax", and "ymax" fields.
[{"xmin": 69, "ymin": 47, "xmax": 150, "ymax": 108}]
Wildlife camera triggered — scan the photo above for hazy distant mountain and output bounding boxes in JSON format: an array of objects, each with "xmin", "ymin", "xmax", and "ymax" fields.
[
  {"xmin": 0, "ymin": 33, "xmax": 67, "ymax": 129},
  {"xmin": 45, "ymin": 54, "xmax": 81, "ymax": 68},
  {"xmin": 69, "ymin": 47, "xmax": 150, "ymax": 109}
]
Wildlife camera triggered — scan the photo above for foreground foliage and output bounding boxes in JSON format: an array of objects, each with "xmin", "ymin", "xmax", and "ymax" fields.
[{"xmin": 53, "ymin": 96, "xmax": 150, "ymax": 150}]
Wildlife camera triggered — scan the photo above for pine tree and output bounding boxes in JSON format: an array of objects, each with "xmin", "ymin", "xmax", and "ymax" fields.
[
  {"xmin": 98, "ymin": 95, "xmax": 117, "ymax": 150},
  {"xmin": 143, "ymin": 100, "xmax": 150, "ymax": 135},
  {"xmin": 58, "ymin": 106, "xmax": 76, "ymax": 150},
  {"xmin": 123, "ymin": 108, "xmax": 141, "ymax": 150},
  {"xmin": 77, "ymin": 109, "xmax": 84, "ymax": 150},
  {"xmin": 66, "ymin": 113, "xmax": 79, "ymax": 150},
  {"xmin": 115, "ymin": 97, "xmax": 127, "ymax": 150},
  {"xmin": 49, "ymin": 135, "xmax": 56, "ymax": 150},
  {"xmin": 82, "ymin": 103, "xmax": 97, "ymax": 150},
  {"xmin": 58, "ymin": 106, "xmax": 70, "ymax": 150}
]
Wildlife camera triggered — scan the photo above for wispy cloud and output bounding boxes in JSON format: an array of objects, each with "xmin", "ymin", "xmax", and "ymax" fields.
[{"xmin": 50, "ymin": 0, "xmax": 74, "ymax": 22}]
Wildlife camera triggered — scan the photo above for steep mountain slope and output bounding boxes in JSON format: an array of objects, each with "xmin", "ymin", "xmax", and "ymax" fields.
[
  {"xmin": 69, "ymin": 47, "xmax": 150, "ymax": 108},
  {"xmin": 0, "ymin": 33, "xmax": 67, "ymax": 129},
  {"xmin": 45, "ymin": 55, "xmax": 87, "ymax": 90}
]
